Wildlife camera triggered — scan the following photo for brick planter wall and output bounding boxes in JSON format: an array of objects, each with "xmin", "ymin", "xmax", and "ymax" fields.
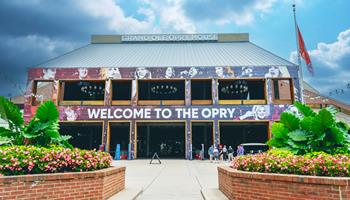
[
  {"xmin": 0, "ymin": 166, "xmax": 125, "ymax": 200},
  {"xmin": 218, "ymin": 166, "xmax": 350, "ymax": 200}
]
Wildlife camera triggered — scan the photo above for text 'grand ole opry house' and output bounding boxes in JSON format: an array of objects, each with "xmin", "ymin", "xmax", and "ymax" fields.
[{"xmin": 24, "ymin": 33, "xmax": 301, "ymax": 159}]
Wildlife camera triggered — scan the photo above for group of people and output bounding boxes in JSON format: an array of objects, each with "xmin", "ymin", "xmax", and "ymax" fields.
[{"xmin": 208, "ymin": 144, "xmax": 245, "ymax": 162}]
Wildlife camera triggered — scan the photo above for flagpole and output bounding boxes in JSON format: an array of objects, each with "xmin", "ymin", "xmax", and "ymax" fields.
[{"xmin": 293, "ymin": 4, "xmax": 305, "ymax": 103}]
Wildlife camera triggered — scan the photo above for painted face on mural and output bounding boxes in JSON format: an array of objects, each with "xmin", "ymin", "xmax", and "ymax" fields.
[
  {"xmin": 65, "ymin": 107, "xmax": 78, "ymax": 121},
  {"xmin": 188, "ymin": 67, "xmax": 198, "ymax": 78},
  {"xmin": 135, "ymin": 67, "xmax": 151, "ymax": 79},
  {"xmin": 78, "ymin": 68, "xmax": 88, "ymax": 79},
  {"xmin": 215, "ymin": 67, "xmax": 224, "ymax": 77},
  {"xmin": 241, "ymin": 67, "xmax": 253, "ymax": 77},
  {"xmin": 43, "ymin": 69, "xmax": 56, "ymax": 79},
  {"xmin": 265, "ymin": 66, "xmax": 281, "ymax": 78},
  {"xmin": 254, "ymin": 105, "xmax": 269, "ymax": 120},
  {"xmin": 107, "ymin": 68, "xmax": 121, "ymax": 79},
  {"xmin": 165, "ymin": 67, "xmax": 175, "ymax": 78}
]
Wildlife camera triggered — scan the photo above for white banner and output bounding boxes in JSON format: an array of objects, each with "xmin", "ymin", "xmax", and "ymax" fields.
[
  {"xmin": 87, "ymin": 108, "xmax": 235, "ymax": 120},
  {"xmin": 121, "ymin": 34, "xmax": 218, "ymax": 42}
]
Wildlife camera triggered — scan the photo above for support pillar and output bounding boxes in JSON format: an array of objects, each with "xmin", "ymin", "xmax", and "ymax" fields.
[
  {"xmin": 185, "ymin": 79, "xmax": 191, "ymax": 106},
  {"xmin": 130, "ymin": 120, "xmax": 136, "ymax": 159},
  {"xmin": 214, "ymin": 120, "xmax": 219, "ymax": 146},
  {"xmin": 186, "ymin": 119, "xmax": 191, "ymax": 160},
  {"xmin": 185, "ymin": 79, "xmax": 192, "ymax": 160},
  {"xmin": 102, "ymin": 120, "xmax": 109, "ymax": 151},
  {"xmin": 212, "ymin": 79, "xmax": 218, "ymax": 105}
]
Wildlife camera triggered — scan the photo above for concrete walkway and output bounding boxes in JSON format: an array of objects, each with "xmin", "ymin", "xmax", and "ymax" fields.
[{"xmin": 112, "ymin": 159, "xmax": 229, "ymax": 200}]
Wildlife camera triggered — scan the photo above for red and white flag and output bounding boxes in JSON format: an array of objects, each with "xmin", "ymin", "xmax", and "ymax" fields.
[{"xmin": 297, "ymin": 26, "xmax": 314, "ymax": 75}]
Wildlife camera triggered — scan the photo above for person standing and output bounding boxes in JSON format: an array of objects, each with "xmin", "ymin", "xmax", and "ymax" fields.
[
  {"xmin": 218, "ymin": 144, "xmax": 223, "ymax": 161},
  {"xmin": 228, "ymin": 146, "xmax": 234, "ymax": 161},
  {"xmin": 208, "ymin": 145, "xmax": 214, "ymax": 163},
  {"xmin": 213, "ymin": 147, "xmax": 219, "ymax": 163},
  {"xmin": 222, "ymin": 145, "xmax": 228, "ymax": 161},
  {"xmin": 237, "ymin": 145, "xmax": 244, "ymax": 156}
]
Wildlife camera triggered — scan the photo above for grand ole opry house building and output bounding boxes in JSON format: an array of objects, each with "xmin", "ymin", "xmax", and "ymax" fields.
[{"xmin": 23, "ymin": 33, "xmax": 301, "ymax": 159}]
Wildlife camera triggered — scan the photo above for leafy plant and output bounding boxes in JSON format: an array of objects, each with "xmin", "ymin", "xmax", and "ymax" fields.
[
  {"xmin": 267, "ymin": 101, "xmax": 350, "ymax": 155},
  {"xmin": 0, "ymin": 96, "xmax": 72, "ymax": 148}
]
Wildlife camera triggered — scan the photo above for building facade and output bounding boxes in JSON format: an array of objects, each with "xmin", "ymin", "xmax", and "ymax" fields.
[{"xmin": 24, "ymin": 33, "xmax": 301, "ymax": 159}]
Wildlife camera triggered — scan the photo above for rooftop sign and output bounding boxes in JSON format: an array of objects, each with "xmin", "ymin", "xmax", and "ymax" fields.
[{"xmin": 121, "ymin": 34, "xmax": 218, "ymax": 42}]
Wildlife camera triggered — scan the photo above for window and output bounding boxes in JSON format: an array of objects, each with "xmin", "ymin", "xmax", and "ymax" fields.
[
  {"xmin": 59, "ymin": 122, "xmax": 103, "ymax": 150},
  {"xmin": 218, "ymin": 79, "xmax": 266, "ymax": 104},
  {"xmin": 272, "ymin": 79, "xmax": 293, "ymax": 104},
  {"xmin": 191, "ymin": 80, "xmax": 212, "ymax": 105},
  {"xmin": 60, "ymin": 81, "xmax": 105, "ymax": 105},
  {"xmin": 112, "ymin": 80, "xmax": 132, "ymax": 105},
  {"xmin": 32, "ymin": 81, "xmax": 54, "ymax": 106},
  {"xmin": 138, "ymin": 80, "xmax": 185, "ymax": 105}
]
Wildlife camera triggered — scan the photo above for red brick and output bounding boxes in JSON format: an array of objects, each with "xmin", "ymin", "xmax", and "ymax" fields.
[
  {"xmin": 0, "ymin": 167, "xmax": 125, "ymax": 200},
  {"xmin": 218, "ymin": 166, "xmax": 350, "ymax": 200}
]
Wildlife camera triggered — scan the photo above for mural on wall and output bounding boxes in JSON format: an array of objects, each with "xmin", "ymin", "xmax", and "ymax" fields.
[
  {"xmin": 26, "ymin": 65, "xmax": 299, "ymax": 122},
  {"xmin": 78, "ymin": 68, "xmax": 88, "ymax": 79},
  {"xmin": 43, "ymin": 69, "xmax": 56, "ymax": 79},
  {"xmin": 64, "ymin": 106, "xmax": 79, "ymax": 121},
  {"xmin": 264, "ymin": 66, "xmax": 290, "ymax": 78},
  {"xmin": 101, "ymin": 68, "xmax": 122, "ymax": 79},
  {"xmin": 135, "ymin": 67, "xmax": 152, "ymax": 79},
  {"xmin": 165, "ymin": 67, "xmax": 175, "ymax": 79},
  {"xmin": 28, "ymin": 66, "xmax": 295, "ymax": 81},
  {"xmin": 25, "ymin": 65, "xmax": 299, "ymax": 159},
  {"xmin": 239, "ymin": 66, "xmax": 254, "ymax": 77},
  {"xmin": 239, "ymin": 105, "xmax": 270, "ymax": 120},
  {"xmin": 179, "ymin": 67, "xmax": 200, "ymax": 78}
]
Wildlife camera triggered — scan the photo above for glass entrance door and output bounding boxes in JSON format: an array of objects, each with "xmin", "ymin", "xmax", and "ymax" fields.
[{"xmin": 137, "ymin": 122, "xmax": 185, "ymax": 158}]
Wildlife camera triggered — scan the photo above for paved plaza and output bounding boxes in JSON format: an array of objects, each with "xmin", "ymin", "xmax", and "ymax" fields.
[{"xmin": 112, "ymin": 159, "xmax": 230, "ymax": 200}]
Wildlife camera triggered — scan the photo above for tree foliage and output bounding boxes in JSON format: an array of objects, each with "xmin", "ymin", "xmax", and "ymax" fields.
[
  {"xmin": 0, "ymin": 97, "xmax": 72, "ymax": 148},
  {"xmin": 268, "ymin": 102, "xmax": 350, "ymax": 155}
]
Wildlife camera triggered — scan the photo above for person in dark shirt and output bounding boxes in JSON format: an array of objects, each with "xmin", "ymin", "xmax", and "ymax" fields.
[{"xmin": 228, "ymin": 146, "xmax": 234, "ymax": 161}]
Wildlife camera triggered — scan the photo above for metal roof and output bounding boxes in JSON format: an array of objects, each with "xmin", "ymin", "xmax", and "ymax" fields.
[
  {"xmin": 303, "ymin": 81, "xmax": 320, "ymax": 94},
  {"xmin": 34, "ymin": 40, "xmax": 296, "ymax": 68}
]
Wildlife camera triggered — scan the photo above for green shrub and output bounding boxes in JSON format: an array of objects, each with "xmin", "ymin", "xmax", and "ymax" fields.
[
  {"xmin": 232, "ymin": 151, "xmax": 350, "ymax": 177},
  {"xmin": 0, "ymin": 146, "xmax": 112, "ymax": 176},
  {"xmin": 267, "ymin": 102, "xmax": 350, "ymax": 155},
  {"xmin": 267, "ymin": 149, "xmax": 294, "ymax": 158},
  {"xmin": 0, "ymin": 97, "xmax": 71, "ymax": 148}
]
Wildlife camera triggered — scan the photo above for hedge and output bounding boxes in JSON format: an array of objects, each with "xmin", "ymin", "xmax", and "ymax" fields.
[
  {"xmin": 232, "ymin": 150, "xmax": 350, "ymax": 177},
  {"xmin": 0, "ymin": 146, "xmax": 112, "ymax": 176}
]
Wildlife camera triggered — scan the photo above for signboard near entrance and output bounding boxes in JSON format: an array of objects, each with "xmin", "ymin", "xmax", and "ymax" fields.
[
  {"xmin": 59, "ymin": 104, "xmax": 291, "ymax": 121},
  {"xmin": 87, "ymin": 107, "xmax": 236, "ymax": 120}
]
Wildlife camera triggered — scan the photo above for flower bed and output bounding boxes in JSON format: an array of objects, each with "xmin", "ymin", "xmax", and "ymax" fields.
[
  {"xmin": 231, "ymin": 151, "xmax": 350, "ymax": 177},
  {"xmin": 0, "ymin": 146, "xmax": 112, "ymax": 176}
]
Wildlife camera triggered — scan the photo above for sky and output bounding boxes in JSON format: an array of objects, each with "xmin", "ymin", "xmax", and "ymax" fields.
[{"xmin": 0, "ymin": 0, "xmax": 349, "ymax": 104}]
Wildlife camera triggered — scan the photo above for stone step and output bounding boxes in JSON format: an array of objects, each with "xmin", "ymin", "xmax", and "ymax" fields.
[
  {"xmin": 201, "ymin": 188, "xmax": 228, "ymax": 200},
  {"xmin": 108, "ymin": 188, "xmax": 143, "ymax": 200}
]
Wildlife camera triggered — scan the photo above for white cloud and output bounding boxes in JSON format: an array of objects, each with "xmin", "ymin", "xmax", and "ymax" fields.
[
  {"xmin": 180, "ymin": 0, "xmax": 279, "ymax": 27},
  {"xmin": 289, "ymin": 28, "xmax": 350, "ymax": 104},
  {"xmin": 290, "ymin": 28, "xmax": 350, "ymax": 69},
  {"xmin": 309, "ymin": 28, "xmax": 350, "ymax": 68},
  {"xmin": 76, "ymin": 0, "xmax": 157, "ymax": 33},
  {"xmin": 140, "ymin": 0, "xmax": 196, "ymax": 33}
]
